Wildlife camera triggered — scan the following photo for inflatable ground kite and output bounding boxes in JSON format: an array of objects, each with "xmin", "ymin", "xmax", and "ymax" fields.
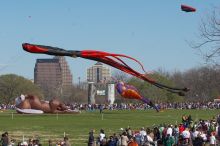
[{"xmin": 15, "ymin": 94, "xmax": 79, "ymax": 114}]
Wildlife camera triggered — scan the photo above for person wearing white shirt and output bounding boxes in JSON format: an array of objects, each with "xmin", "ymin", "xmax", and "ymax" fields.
[
  {"xmin": 182, "ymin": 128, "xmax": 191, "ymax": 144},
  {"xmin": 210, "ymin": 132, "xmax": 216, "ymax": 146},
  {"xmin": 200, "ymin": 131, "xmax": 207, "ymax": 142},
  {"xmin": 182, "ymin": 128, "xmax": 190, "ymax": 139},
  {"xmin": 167, "ymin": 125, "xmax": 173, "ymax": 136},
  {"xmin": 192, "ymin": 129, "xmax": 199, "ymax": 140},
  {"xmin": 140, "ymin": 127, "xmax": 146, "ymax": 136},
  {"xmin": 99, "ymin": 129, "xmax": 106, "ymax": 145},
  {"xmin": 140, "ymin": 127, "xmax": 146, "ymax": 145}
]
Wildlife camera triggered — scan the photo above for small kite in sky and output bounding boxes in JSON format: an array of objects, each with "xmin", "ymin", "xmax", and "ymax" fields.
[
  {"xmin": 115, "ymin": 81, "xmax": 159, "ymax": 112},
  {"xmin": 181, "ymin": 4, "xmax": 196, "ymax": 12},
  {"xmin": 22, "ymin": 43, "xmax": 189, "ymax": 96}
]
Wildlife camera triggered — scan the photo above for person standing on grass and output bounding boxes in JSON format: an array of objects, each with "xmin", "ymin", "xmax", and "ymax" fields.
[
  {"xmin": 1, "ymin": 132, "xmax": 9, "ymax": 146},
  {"xmin": 63, "ymin": 136, "xmax": 71, "ymax": 146},
  {"xmin": 210, "ymin": 132, "xmax": 216, "ymax": 146},
  {"xmin": 121, "ymin": 132, "xmax": 129, "ymax": 146},
  {"xmin": 48, "ymin": 139, "xmax": 53, "ymax": 146},
  {"xmin": 28, "ymin": 138, "xmax": 33, "ymax": 146},
  {"xmin": 99, "ymin": 104, "xmax": 104, "ymax": 114},
  {"xmin": 99, "ymin": 129, "xmax": 106, "ymax": 146},
  {"xmin": 163, "ymin": 134, "xmax": 174, "ymax": 146},
  {"xmin": 139, "ymin": 127, "xmax": 146, "ymax": 145},
  {"xmin": 1, "ymin": 133, "xmax": 6, "ymax": 146},
  {"xmin": 128, "ymin": 137, "xmax": 138, "ymax": 146},
  {"xmin": 88, "ymin": 129, "xmax": 95, "ymax": 146},
  {"xmin": 107, "ymin": 136, "xmax": 117, "ymax": 146},
  {"xmin": 173, "ymin": 125, "xmax": 179, "ymax": 146}
]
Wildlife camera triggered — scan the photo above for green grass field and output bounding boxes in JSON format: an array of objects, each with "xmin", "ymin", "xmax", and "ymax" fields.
[{"xmin": 0, "ymin": 109, "xmax": 219, "ymax": 145}]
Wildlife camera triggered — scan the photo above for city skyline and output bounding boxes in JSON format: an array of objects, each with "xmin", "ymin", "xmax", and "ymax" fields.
[{"xmin": 0, "ymin": 1, "xmax": 220, "ymax": 83}]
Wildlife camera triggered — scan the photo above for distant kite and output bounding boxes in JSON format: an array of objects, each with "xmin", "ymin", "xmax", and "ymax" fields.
[
  {"xmin": 22, "ymin": 43, "xmax": 189, "ymax": 96},
  {"xmin": 181, "ymin": 4, "xmax": 196, "ymax": 12},
  {"xmin": 115, "ymin": 81, "xmax": 159, "ymax": 112}
]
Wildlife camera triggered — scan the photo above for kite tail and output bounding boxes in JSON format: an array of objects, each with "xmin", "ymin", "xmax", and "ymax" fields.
[
  {"xmin": 80, "ymin": 50, "xmax": 189, "ymax": 95},
  {"xmin": 140, "ymin": 97, "xmax": 159, "ymax": 112},
  {"xmin": 151, "ymin": 82, "xmax": 189, "ymax": 96},
  {"xmin": 83, "ymin": 54, "xmax": 188, "ymax": 96}
]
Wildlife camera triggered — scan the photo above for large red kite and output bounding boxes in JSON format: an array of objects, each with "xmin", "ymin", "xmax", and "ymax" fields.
[{"xmin": 22, "ymin": 43, "xmax": 189, "ymax": 96}]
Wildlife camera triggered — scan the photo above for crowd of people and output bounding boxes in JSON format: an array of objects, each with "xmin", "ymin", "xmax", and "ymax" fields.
[
  {"xmin": 88, "ymin": 115, "xmax": 220, "ymax": 146},
  {"xmin": 67, "ymin": 101, "xmax": 220, "ymax": 112},
  {"xmin": 1, "ymin": 101, "xmax": 220, "ymax": 111},
  {"xmin": 2, "ymin": 113, "xmax": 220, "ymax": 146},
  {"xmin": 0, "ymin": 132, "xmax": 71, "ymax": 146}
]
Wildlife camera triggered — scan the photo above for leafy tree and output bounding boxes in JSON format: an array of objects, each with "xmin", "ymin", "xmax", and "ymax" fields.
[{"xmin": 0, "ymin": 74, "xmax": 43, "ymax": 104}]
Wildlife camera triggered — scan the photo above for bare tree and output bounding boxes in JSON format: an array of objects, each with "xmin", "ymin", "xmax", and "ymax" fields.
[
  {"xmin": 68, "ymin": 85, "xmax": 87, "ymax": 103},
  {"xmin": 190, "ymin": 8, "xmax": 220, "ymax": 65},
  {"xmin": 170, "ymin": 66, "xmax": 220, "ymax": 100}
]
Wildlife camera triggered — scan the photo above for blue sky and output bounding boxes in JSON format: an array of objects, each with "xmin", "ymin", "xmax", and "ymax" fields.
[{"xmin": 0, "ymin": 1, "xmax": 219, "ymax": 83}]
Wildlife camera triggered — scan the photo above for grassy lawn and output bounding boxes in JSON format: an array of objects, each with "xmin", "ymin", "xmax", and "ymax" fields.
[{"xmin": 0, "ymin": 109, "xmax": 219, "ymax": 145}]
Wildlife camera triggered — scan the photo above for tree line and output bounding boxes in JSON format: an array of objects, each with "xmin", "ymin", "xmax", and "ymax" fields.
[{"xmin": 0, "ymin": 65, "xmax": 219, "ymax": 104}]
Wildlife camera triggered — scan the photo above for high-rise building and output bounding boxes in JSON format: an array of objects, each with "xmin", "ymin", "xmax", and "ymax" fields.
[
  {"xmin": 87, "ymin": 62, "xmax": 111, "ymax": 83},
  {"xmin": 34, "ymin": 56, "xmax": 73, "ymax": 97},
  {"xmin": 55, "ymin": 56, "xmax": 73, "ymax": 87}
]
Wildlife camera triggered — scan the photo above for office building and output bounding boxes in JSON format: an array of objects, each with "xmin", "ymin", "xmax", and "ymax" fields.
[
  {"xmin": 34, "ymin": 56, "xmax": 73, "ymax": 94},
  {"xmin": 87, "ymin": 62, "xmax": 111, "ymax": 83}
]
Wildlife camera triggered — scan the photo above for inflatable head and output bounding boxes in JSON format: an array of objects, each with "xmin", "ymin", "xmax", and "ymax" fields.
[{"xmin": 15, "ymin": 94, "xmax": 26, "ymax": 106}]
